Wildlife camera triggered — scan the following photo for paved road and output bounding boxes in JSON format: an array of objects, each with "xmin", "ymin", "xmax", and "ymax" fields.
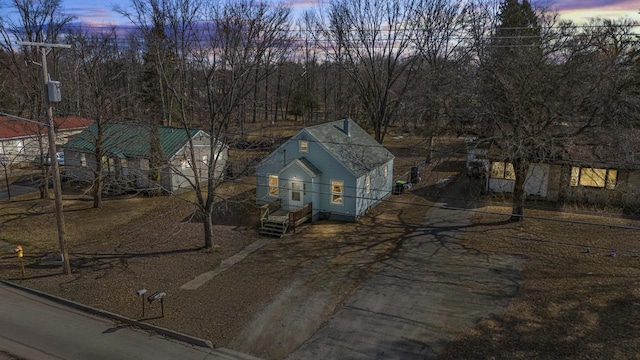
[
  {"xmin": 0, "ymin": 184, "xmax": 38, "ymax": 201},
  {"xmin": 0, "ymin": 283, "xmax": 257, "ymax": 360},
  {"xmin": 288, "ymin": 178, "xmax": 523, "ymax": 359}
]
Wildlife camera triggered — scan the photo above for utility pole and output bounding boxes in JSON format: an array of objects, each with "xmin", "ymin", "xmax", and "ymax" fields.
[{"xmin": 17, "ymin": 41, "xmax": 72, "ymax": 275}]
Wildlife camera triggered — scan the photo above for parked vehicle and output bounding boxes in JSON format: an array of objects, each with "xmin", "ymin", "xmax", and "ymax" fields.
[{"xmin": 34, "ymin": 152, "xmax": 65, "ymax": 166}]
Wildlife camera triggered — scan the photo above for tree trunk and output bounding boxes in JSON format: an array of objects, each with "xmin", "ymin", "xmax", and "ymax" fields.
[
  {"xmin": 510, "ymin": 158, "xmax": 529, "ymax": 222},
  {"xmin": 92, "ymin": 176, "xmax": 103, "ymax": 208},
  {"xmin": 425, "ymin": 136, "xmax": 434, "ymax": 164},
  {"xmin": 252, "ymin": 68, "xmax": 258, "ymax": 123},
  {"xmin": 264, "ymin": 69, "xmax": 270, "ymax": 124},
  {"xmin": 39, "ymin": 165, "xmax": 51, "ymax": 199},
  {"xmin": 202, "ymin": 208, "xmax": 214, "ymax": 249}
]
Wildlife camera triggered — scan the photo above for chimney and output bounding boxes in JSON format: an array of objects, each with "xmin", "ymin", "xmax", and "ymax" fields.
[{"xmin": 343, "ymin": 118, "xmax": 350, "ymax": 136}]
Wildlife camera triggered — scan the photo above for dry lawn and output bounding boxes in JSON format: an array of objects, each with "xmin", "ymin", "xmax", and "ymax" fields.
[
  {"xmin": 440, "ymin": 206, "xmax": 640, "ymax": 360},
  {"xmin": 3, "ymin": 131, "xmax": 638, "ymax": 359}
]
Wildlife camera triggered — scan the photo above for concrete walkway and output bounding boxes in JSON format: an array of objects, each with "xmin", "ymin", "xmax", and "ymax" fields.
[
  {"xmin": 288, "ymin": 178, "xmax": 523, "ymax": 359},
  {"xmin": 181, "ymin": 238, "xmax": 272, "ymax": 290}
]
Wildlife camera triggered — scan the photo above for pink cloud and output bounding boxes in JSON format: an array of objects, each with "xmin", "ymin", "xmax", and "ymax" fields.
[{"xmin": 549, "ymin": 0, "xmax": 639, "ymax": 14}]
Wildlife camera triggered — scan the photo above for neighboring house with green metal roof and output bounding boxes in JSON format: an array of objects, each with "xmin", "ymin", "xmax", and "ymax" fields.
[
  {"xmin": 63, "ymin": 123, "xmax": 227, "ymax": 194},
  {"xmin": 256, "ymin": 118, "xmax": 394, "ymax": 222}
]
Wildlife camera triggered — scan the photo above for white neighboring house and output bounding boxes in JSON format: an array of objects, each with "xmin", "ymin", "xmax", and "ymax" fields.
[
  {"xmin": 63, "ymin": 123, "xmax": 228, "ymax": 194},
  {"xmin": 0, "ymin": 116, "xmax": 92, "ymax": 166},
  {"xmin": 483, "ymin": 129, "xmax": 640, "ymax": 210}
]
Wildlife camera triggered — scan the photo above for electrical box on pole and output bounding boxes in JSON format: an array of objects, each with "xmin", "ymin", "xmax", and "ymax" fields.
[{"xmin": 48, "ymin": 81, "xmax": 62, "ymax": 102}]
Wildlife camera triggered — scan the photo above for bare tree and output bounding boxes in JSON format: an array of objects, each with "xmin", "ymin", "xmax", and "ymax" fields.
[
  {"xmin": 0, "ymin": 0, "xmax": 74, "ymax": 198},
  {"xmin": 188, "ymin": 0, "xmax": 293, "ymax": 248},
  {"xmin": 309, "ymin": 0, "xmax": 420, "ymax": 143},
  {"xmin": 475, "ymin": 1, "xmax": 640, "ymax": 220},
  {"xmin": 119, "ymin": 0, "xmax": 293, "ymax": 249},
  {"xmin": 65, "ymin": 28, "xmax": 130, "ymax": 208}
]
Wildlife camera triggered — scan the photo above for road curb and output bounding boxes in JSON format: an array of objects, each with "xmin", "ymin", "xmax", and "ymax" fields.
[{"xmin": 0, "ymin": 280, "xmax": 214, "ymax": 349}]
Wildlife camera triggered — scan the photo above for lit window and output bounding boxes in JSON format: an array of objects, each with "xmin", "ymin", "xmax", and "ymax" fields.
[
  {"xmin": 269, "ymin": 175, "xmax": 279, "ymax": 196},
  {"xmin": 80, "ymin": 153, "xmax": 87, "ymax": 167},
  {"xmin": 202, "ymin": 155, "xmax": 208, "ymax": 166},
  {"xmin": 102, "ymin": 156, "xmax": 114, "ymax": 172},
  {"xmin": 570, "ymin": 166, "xmax": 580, "ymax": 186},
  {"xmin": 606, "ymin": 169, "xmax": 617, "ymax": 190},
  {"xmin": 570, "ymin": 167, "xmax": 617, "ymax": 189},
  {"xmin": 365, "ymin": 176, "xmax": 371, "ymax": 194},
  {"xmin": 299, "ymin": 140, "xmax": 308, "ymax": 153},
  {"xmin": 384, "ymin": 166, "xmax": 388, "ymax": 177},
  {"xmin": 181, "ymin": 160, "xmax": 190, "ymax": 169},
  {"xmin": 331, "ymin": 180, "xmax": 343, "ymax": 204},
  {"xmin": 490, "ymin": 162, "xmax": 516, "ymax": 180}
]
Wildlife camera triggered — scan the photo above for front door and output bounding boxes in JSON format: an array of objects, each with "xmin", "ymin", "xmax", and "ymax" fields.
[{"xmin": 289, "ymin": 180, "xmax": 303, "ymax": 209}]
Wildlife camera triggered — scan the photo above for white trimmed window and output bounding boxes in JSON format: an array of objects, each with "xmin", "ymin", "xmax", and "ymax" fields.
[
  {"xmin": 80, "ymin": 153, "xmax": 87, "ymax": 167},
  {"xmin": 491, "ymin": 162, "xmax": 516, "ymax": 180},
  {"xmin": 331, "ymin": 180, "xmax": 344, "ymax": 204},
  {"xmin": 570, "ymin": 167, "xmax": 617, "ymax": 189},
  {"xmin": 102, "ymin": 156, "xmax": 115, "ymax": 172},
  {"xmin": 384, "ymin": 165, "xmax": 388, "ymax": 178},
  {"xmin": 181, "ymin": 160, "xmax": 191, "ymax": 169},
  {"xmin": 16, "ymin": 140, "xmax": 24, "ymax": 153},
  {"xmin": 269, "ymin": 175, "xmax": 279, "ymax": 196},
  {"xmin": 299, "ymin": 140, "xmax": 308, "ymax": 153},
  {"xmin": 291, "ymin": 181, "xmax": 301, "ymax": 201},
  {"xmin": 202, "ymin": 155, "xmax": 208, "ymax": 166},
  {"xmin": 365, "ymin": 175, "xmax": 371, "ymax": 194}
]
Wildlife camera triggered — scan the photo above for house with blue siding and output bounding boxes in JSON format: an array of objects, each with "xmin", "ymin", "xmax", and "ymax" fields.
[{"xmin": 256, "ymin": 118, "xmax": 394, "ymax": 222}]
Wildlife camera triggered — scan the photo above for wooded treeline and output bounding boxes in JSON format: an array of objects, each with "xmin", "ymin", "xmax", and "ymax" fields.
[{"xmin": 2, "ymin": 0, "xmax": 637, "ymax": 140}]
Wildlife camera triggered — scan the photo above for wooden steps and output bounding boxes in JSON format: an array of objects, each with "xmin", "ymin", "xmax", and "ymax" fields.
[{"xmin": 260, "ymin": 218, "xmax": 288, "ymax": 237}]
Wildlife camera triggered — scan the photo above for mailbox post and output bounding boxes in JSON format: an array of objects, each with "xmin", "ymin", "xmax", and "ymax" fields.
[
  {"xmin": 136, "ymin": 289, "xmax": 147, "ymax": 317},
  {"xmin": 147, "ymin": 291, "xmax": 166, "ymax": 317}
]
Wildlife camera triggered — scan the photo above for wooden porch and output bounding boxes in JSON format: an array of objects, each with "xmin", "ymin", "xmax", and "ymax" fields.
[{"xmin": 259, "ymin": 199, "xmax": 313, "ymax": 237}]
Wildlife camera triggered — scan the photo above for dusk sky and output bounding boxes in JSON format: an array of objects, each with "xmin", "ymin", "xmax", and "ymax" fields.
[{"xmin": 5, "ymin": 0, "xmax": 640, "ymax": 27}]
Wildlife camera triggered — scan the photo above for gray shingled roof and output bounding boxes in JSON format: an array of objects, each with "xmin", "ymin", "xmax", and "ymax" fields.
[
  {"xmin": 297, "ymin": 157, "xmax": 322, "ymax": 177},
  {"xmin": 302, "ymin": 119, "xmax": 394, "ymax": 177}
]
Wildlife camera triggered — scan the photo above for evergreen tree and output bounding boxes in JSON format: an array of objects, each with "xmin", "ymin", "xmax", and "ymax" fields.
[
  {"xmin": 494, "ymin": 0, "xmax": 540, "ymax": 52},
  {"xmin": 480, "ymin": 0, "xmax": 546, "ymax": 222}
]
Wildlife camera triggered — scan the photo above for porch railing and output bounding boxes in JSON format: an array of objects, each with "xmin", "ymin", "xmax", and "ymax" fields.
[
  {"xmin": 289, "ymin": 202, "xmax": 312, "ymax": 233},
  {"xmin": 260, "ymin": 198, "xmax": 281, "ymax": 224}
]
